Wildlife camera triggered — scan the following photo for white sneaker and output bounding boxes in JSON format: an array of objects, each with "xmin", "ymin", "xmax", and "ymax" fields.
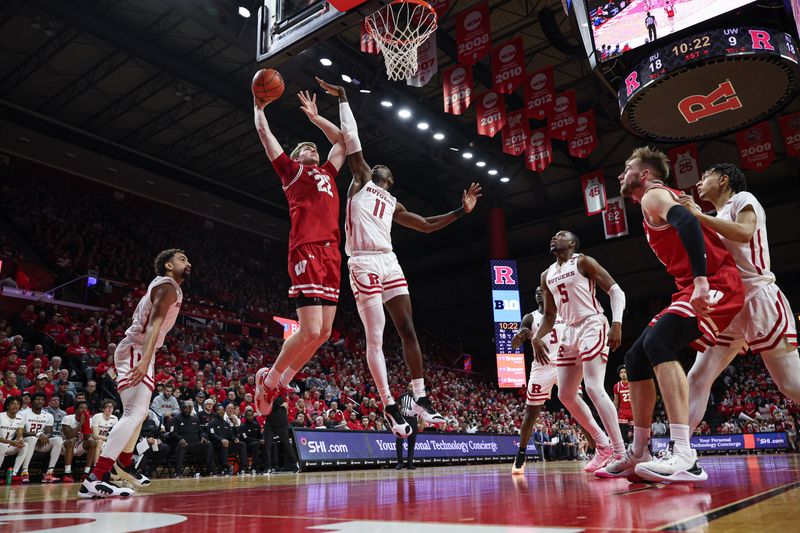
[
  {"xmin": 583, "ymin": 443, "xmax": 613, "ymax": 473},
  {"xmin": 383, "ymin": 403, "xmax": 412, "ymax": 438},
  {"xmin": 595, "ymin": 445, "xmax": 652, "ymax": 479},
  {"xmin": 78, "ymin": 473, "xmax": 135, "ymax": 499},
  {"xmin": 410, "ymin": 396, "xmax": 445, "ymax": 425},
  {"xmin": 634, "ymin": 444, "xmax": 707, "ymax": 483}
]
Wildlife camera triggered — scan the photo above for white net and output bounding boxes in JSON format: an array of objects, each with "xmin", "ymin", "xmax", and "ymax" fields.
[{"xmin": 365, "ymin": 0, "xmax": 438, "ymax": 81}]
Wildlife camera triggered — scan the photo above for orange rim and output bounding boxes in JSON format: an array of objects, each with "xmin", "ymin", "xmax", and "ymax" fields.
[{"xmin": 366, "ymin": 0, "xmax": 438, "ymax": 46}]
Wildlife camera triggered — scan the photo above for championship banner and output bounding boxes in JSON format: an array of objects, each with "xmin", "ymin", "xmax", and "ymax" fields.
[
  {"xmin": 568, "ymin": 110, "xmax": 597, "ymax": 158},
  {"xmin": 548, "ymin": 90, "xmax": 577, "ymax": 141},
  {"xmin": 603, "ymin": 196, "xmax": 628, "ymax": 239},
  {"xmin": 525, "ymin": 66, "xmax": 555, "ymax": 120},
  {"xmin": 501, "ymin": 109, "xmax": 529, "ymax": 157},
  {"xmin": 779, "ymin": 111, "xmax": 800, "ymax": 158},
  {"xmin": 407, "ymin": 33, "xmax": 437, "ymax": 87},
  {"xmin": 455, "ymin": 2, "xmax": 491, "ymax": 65},
  {"xmin": 476, "ymin": 90, "xmax": 506, "ymax": 137},
  {"xmin": 580, "ymin": 171, "xmax": 607, "ymax": 216},
  {"xmin": 668, "ymin": 143, "xmax": 701, "ymax": 190},
  {"xmin": 736, "ymin": 121, "xmax": 775, "ymax": 171},
  {"xmin": 360, "ymin": 20, "xmax": 380, "ymax": 55},
  {"xmin": 442, "ymin": 64, "xmax": 473, "ymax": 115},
  {"xmin": 491, "ymin": 37, "xmax": 525, "ymax": 94},
  {"xmin": 525, "ymin": 127, "xmax": 553, "ymax": 172}
]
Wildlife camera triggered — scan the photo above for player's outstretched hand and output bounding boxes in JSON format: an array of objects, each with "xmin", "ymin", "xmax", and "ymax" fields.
[
  {"xmin": 511, "ymin": 327, "xmax": 532, "ymax": 351},
  {"xmin": 690, "ymin": 276, "xmax": 713, "ymax": 317},
  {"xmin": 298, "ymin": 90, "xmax": 318, "ymax": 120},
  {"xmin": 608, "ymin": 322, "xmax": 622, "ymax": 351},
  {"xmin": 315, "ymin": 77, "xmax": 346, "ymax": 98},
  {"xmin": 462, "ymin": 182, "xmax": 482, "ymax": 213},
  {"xmin": 532, "ymin": 337, "xmax": 550, "ymax": 365},
  {"xmin": 676, "ymin": 193, "xmax": 700, "ymax": 216}
]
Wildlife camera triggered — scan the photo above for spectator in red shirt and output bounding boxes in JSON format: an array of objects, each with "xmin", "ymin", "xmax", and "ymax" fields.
[
  {"xmin": 0, "ymin": 349, "xmax": 21, "ymax": 374},
  {"xmin": 1, "ymin": 371, "xmax": 22, "ymax": 399},
  {"xmin": 240, "ymin": 393, "xmax": 256, "ymax": 414},
  {"xmin": 26, "ymin": 345, "xmax": 49, "ymax": 369},
  {"xmin": 346, "ymin": 411, "xmax": 363, "ymax": 430},
  {"xmin": 25, "ymin": 373, "xmax": 55, "ymax": 401},
  {"xmin": 42, "ymin": 315, "xmax": 66, "ymax": 344},
  {"xmin": 327, "ymin": 401, "xmax": 344, "ymax": 424},
  {"xmin": 64, "ymin": 334, "xmax": 88, "ymax": 375}
]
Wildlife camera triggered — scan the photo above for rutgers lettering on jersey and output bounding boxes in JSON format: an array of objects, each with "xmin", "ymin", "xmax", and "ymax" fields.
[
  {"xmin": 271, "ymin": 152, "xmax": 340, "ymax": 251},
  {"xmin": 545, "ymin": 254, "xmax": 603, "ymax": 326},
  {"xmin": 345, "ymin": 181, "xmax": 396, "ymax": 256}
]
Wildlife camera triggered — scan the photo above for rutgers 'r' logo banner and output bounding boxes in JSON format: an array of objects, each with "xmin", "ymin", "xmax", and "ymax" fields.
[{"xmin": 678, "ymin": 81, "xmax": 742, "ymax": 124}]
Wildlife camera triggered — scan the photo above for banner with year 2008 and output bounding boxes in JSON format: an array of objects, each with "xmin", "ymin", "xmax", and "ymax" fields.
[
  {"xmin": 476, "ymin": 90, "xmax": 506, "ymax": 137},
  {"xmin": 455, "ymin": 2, "xmax": 491, "ymax": 65},
  {"xmin": 442, "ymin": 64, "xmax": 473, "ymax": 115}
]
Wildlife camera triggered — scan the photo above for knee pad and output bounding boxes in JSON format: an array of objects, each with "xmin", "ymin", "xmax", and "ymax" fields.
[{"xmin": 625, "ymin": 341, "xmax": 654, "ymax": 382}]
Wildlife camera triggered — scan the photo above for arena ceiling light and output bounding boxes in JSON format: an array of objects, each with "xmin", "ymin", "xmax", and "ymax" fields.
[
  {"xmin": 500, "ymin": 177, "xmax": 510, "ymax": 183},
  {"xmin": 488, "ymin": 169, "xmax": 498, "ymax": 175},
  {"xmin": 238, "ymin": 6, "xmax": 251, "ymax": 18},
  {"xmin": 449, "ymin": 147, "xmax": 459, "ymax": 151},
  {"xmin": 417, "ymin": 122, "xmax": 429, "ymax": 130},
  {"xmin": 341, "ymin": 74, "xmax": 352, "ymax": 83},
  {"xmin": 319, "ymin": 58, "xmax": 333, "ymax": 66},
  {"xmin": 433, "ymin": 132, "xmax": 445, "ymax": 140},
  {"xmin": 359, "ymin": 89, "xmax": 371, "ymax": 94},
  {"xmin": 397, "ymin": 108, "xmax": 412, "ymax": 119},
  {"xmin": 475, "ymin": 161, "xmax": 486, "ymax": 167},
  {"xmin": 462, "ymin": 151, "xmax": 473, "ymax": 159},
  {"xmin": 380, "ymin": 100, "xmax": 393, "ymax": 107}
]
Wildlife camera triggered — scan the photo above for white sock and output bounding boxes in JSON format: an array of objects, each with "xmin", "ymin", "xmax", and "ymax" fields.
[
  {"xmin": 632, "ymin": 426, "xmax": 651, "ymax": 457},
  {"xmin": 280, "ymin": 366, "xmax": 299, "ymax": 388},
  {"xmin": 411, "ymin": 378, "xmax": 425, "ymax": 400},
  {"xmin": 84, "ymin": 466, "xmax": 91, "ymax": 473},
  {"xmin": 264, "ymin": 366, "xmax": 281, "ymax": 390},
  {"xmin": 64, "ymin": 465, "xmax": 72, "ymax": 474},
  {"xmin": 380, "ymin": 387, "xmax": 395, "ymax": 406},
  {"xmin": 670, "ymin": 423, "xmax": 692, "ymax": 457}
]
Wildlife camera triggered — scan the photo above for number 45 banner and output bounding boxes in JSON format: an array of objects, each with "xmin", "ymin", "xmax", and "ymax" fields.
[
  {"xmin": 603, "ymin": 196, "xmax": 628, "ymax": 239},
  {"xmin": 580, "ymin": 171, "xmax": 606, "ymax": 216}
]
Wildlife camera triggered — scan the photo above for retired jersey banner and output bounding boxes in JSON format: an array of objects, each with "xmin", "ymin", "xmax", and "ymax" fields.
[
  {"xmin": 525, "ymin": 128, "xmax": 553, "ymax": 172},
  {"xmin": 603, "ymin": 196, "xmax": 628, "ymax": 239},
  {"xmin": 502, "ymin": 110, "xmax": 529, "ymax": 157},
  {"xmin": 668, "ymin": 143, "xmax": 701, "ymax": 190},
  {"xmin": 360, "ymin": 20, "xmax": 380, "ymax": 55},
  {"xmin": 456, "ymin": 2, "xmax": 491, "ymax": 65},
  {"xmin": 491, "ymin": 37, "xmax": 525, "ymax": 94},
  {"xmin": 779, "ymin": 112, "xmax": 800, "ymax": 158},
  {"xmin": 580, "ymin": 171, "xmax": 607, "ymax": 216},
  {"xmin": 407, "ymin": 33, "xmax": 437, "ymax": 87},
  {"xmin": 442, "ymin": 64, "xmax": 473, "ymax": 115},
  {"xmin": 548, "ymin": 90, "xmax": 577, "ymax": 141},
  {"xmin": 568, "ymin": 110, "xmax": 597, "ymax": 158},
  {"xmin": 476, "ymin": 90, "xmax": 506, "ymax": 137},
  {"xmin": 525, "ymin": 66, "xmax": 555, "ymax": 120},
  {"xmin": 737, "ymin": 121, "xmax": 775, "ymax": 171}
]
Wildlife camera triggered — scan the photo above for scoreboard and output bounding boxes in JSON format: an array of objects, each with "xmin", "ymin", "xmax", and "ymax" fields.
[{"xmin": 490, "ymin": 260, "xmax": 524, "ymax": 388}]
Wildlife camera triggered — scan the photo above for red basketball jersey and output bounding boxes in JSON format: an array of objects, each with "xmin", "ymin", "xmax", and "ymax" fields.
[
  {"xmin": 642, "ymin": 185, "xmax": 736, "ymax": 290},
  {"xmin": 272, "ymin": 153, "xmax": 340, "ymax": 252},
  {"xmin": 614, "ymin": 381, "xmax": 632, "ymax": 419}
]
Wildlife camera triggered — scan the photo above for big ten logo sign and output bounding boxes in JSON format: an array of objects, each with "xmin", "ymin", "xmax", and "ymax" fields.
[
  {"xmin": 494, "ymin": 298, "xmax": 520, "ymax": 311},
  {"xmin": 493, "ymin": 265, "xmax": 516, "ymax": 285}
]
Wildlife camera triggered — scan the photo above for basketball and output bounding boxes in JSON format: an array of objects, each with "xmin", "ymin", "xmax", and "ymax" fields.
[{"xmin": 251, "ymin": 68, "xmax": 284, "ymax": 104}]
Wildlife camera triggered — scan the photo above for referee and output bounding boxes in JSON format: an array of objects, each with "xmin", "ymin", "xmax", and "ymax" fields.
[{"xmin": 395, "ymin": 384, "xmax": 419, "ymax": 470}]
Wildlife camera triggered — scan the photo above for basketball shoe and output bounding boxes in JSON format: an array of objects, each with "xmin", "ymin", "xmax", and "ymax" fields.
[
  {"xmin": 583, "ymin": 443, "xmax": 613, "ymax": 473},
  {"xmin": 384, "ymin": 404, "xmax": 412, "ymax": 438},
  {"xmin": 511, "ymin": 451, "xmax": 526, "ymax": 476},
  {"xmin": 42, "ymin": 472, "xmax": 61, "ymax": 483},
  {"xmin": 634, "ymin": 442, "xmax": 707, "ymax": 483},
  {"xmin": 254, "ymin": 367, "xmax": 278, "ymax": 416},
  {"xmin": 410, "ymin": 396, "xmax": 445, "ymax": 425},
  {"xmin": 112, "ymin": 461, "xmax": 151, "ymax": 487},
  {"xmin": 594, "ymin": 445, "xmax": 652, "ymax": 479},
  {"xmin": 78, "ymin": 472, "xmax": 135, "ymax": 499}
]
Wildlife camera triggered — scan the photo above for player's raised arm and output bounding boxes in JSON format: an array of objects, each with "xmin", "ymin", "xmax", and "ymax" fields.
[
  {"xmin": 677, "ymin": 194, "xmax": 757, "ymax": 244},
  {"xmin": 511, "ymin": 312, "xmax": 535, "ymax": 351},
  {"xmin": 577, "ymin": 255, "xmax": 625, "ymax": 351},
  {"xmin": 253, "ymin": 97, "xmax": 284, "ymax": 162},
  {"xmin": 532, "ymin": 271, "xmax": 556, "ymax": 365},
  {"xmin": 393, "ymin": 183, "xmax": 482, "ymax": 233},
  {"xmin": 128, "ymin": 283, "xmax": 178, "ymax": 387},
  {"xmin": 297, "ymin": 90, "xmax": 346, "ymax": 171},
  {"xmin": 316, "ymin": 77, "xmax": 371, "ymax": 193}
]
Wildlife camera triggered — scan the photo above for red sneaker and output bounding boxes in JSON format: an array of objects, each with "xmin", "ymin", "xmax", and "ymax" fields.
[
  {"xmin": 42, "ymin": 472, "xmax": 61, "ymax": 483},
  {"xmin": 254, "ymin": 368, "xmax": 278, "ymax": 416},
  {"xmin": 62, "ymin": 475, "xmax": 76, "ymax": 483}
]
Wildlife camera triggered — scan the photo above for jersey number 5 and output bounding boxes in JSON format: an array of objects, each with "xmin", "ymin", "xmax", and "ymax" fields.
[{"xmin": 557, "ymin": 283, "xmax": 569, "ymax": 303}]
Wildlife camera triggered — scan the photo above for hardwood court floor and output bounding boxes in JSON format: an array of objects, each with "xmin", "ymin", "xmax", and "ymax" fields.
[{"xmin": 2, "ymin": 454, "xmax": 799, "ymax": 532}]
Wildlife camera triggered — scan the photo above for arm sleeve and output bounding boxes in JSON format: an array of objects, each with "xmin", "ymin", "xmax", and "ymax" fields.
[
  {"xmin": 339, "ymin": 102, "xmax": 362, "ymax": 155},
  {"xmin": 666, "ymin": 204, "xmax": 707, "ymax": 277},
  {"xmin": 607, "ymin": 283, "xmax": 625, "ymax": 323}
]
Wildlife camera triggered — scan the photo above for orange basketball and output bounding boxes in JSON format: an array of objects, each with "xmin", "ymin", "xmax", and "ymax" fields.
[{"xmin": 251, "ymin": 68, "xmax": 285, "ymax": 104}]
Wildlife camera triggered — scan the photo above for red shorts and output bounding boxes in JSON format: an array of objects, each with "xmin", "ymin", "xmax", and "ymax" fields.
[
  {"xmin": 287, "ymin": 241, "xmax": 341, "ymax": 302},
  {"xmin": 649, "ymin": 267, "xmax": 744, "ymax": 351}
]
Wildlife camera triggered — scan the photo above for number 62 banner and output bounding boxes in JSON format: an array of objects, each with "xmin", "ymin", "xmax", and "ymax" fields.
[{"xmin": 603, "ymin": 196, "xmax": 628, "ymax": 239}]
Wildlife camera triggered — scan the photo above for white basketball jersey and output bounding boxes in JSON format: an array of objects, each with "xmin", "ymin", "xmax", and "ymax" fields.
[
  {"xmin": 531, "ymin": 309, "xmax": 567, "ymax": 359},
  {"xmin": 22, "ymin": 410, "xmax": 53, "ymax": 434},
  {"xmin": 124, "ymin": 276, "xmax": 183, "ymax": 348},
  {"xmin": 0, "ymin": 412, "xmax": 23, "ymax": 440},
  {"xmin": 545, "ymin": 254, "xmax": 603, "ymax": 326},
  {"xmin": 345, "ymin": 181, "xmax": 396, "ymax": 256},
  {"xmin": 716, "ymin": 192, "xmax": 775, "ymax": 299},
  {"xmin": 91, "ymin": 413, "xmax": 118, "ymax": 437}
]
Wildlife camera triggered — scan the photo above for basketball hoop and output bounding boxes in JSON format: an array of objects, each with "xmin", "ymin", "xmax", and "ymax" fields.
[{"xmin": 365, "ymin": 0, "xmax": 438, "ymax": 81}]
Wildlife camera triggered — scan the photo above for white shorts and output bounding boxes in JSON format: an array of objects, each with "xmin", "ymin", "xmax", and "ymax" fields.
[
  {"xmin": 115, "ymin": 339, "xmax": 155, "ymax": 392},
  {"xmin": 557, "ymin": 314, "xmax": 609, "ymax": 367},
  {"xmin": 67, "ymin": 439, "xmax": 88, "ymax": 457},
  {"xmin": 526, "ymin": 361, "xmax": 557, "ymax": 406},
  {"xmin": 716, "ymin": 284, "xmax": 797, "ymax": 354},
  {"xmin": 34, "ymin": 436, "xmax": 63, "ymax": 453},
  {"xmin": 348, "ymin": 252, "xmax": 409, "ymax": 311}
]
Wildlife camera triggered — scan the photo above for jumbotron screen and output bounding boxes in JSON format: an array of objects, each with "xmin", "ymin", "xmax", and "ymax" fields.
[{"xmin": 587, "ymin": 0, "xmax": 755, "ymax": 62}]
